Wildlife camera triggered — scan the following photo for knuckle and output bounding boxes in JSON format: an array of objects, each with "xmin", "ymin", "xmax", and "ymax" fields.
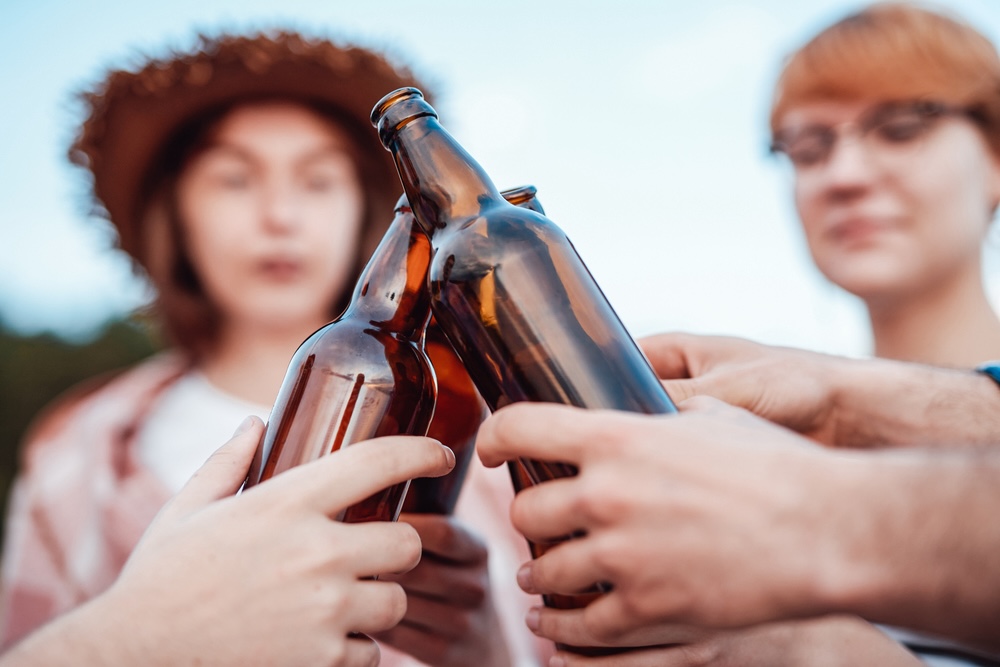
[
  {"xmin": 679, "ymin": 640, "xmax": 721, "ymax": 666},
  {"xmin": 588, "ymin": 537, "xmax": 622, "ymax": 580},
  {"xmin": 396, "ymin": 524, "xmax": 424, "ymax": 568},
  {"xmin": 381, "ymin": 584, "xmax": 409, "ymax": 628},
  {"xmin": 574, "ymin": 473, "xmax": 624, "ymax": 526}
]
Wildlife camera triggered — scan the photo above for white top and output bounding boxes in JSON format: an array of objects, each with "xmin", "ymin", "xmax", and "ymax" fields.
[{"xmin": 135, "ymin": 370, "xmax": 271, "ymax": 493}]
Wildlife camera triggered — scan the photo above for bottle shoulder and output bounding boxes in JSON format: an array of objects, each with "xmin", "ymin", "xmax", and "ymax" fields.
[{"xmin": 434, "ymin": 207, "xmax": 568, "ymax": 256}]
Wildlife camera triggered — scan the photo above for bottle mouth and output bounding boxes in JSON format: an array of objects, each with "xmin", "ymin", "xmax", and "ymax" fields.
[
  {"xmin": 371, "ymin": 87, "xmax": 438, "ymax": 148},
  {"xmin": 371, "ymin": 87, "xmax": 423, "ymax": 125}
]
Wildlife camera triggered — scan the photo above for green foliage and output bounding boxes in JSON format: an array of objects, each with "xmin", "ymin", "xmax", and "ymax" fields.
[{"xmin": 0, "ymin": 318, "xmax": 160, "ymax": 549}]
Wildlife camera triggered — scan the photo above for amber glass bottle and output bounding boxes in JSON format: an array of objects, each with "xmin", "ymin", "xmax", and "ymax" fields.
[
  {"xmin": 373, "ymin": 88, "xmax": 676, "ymax": 654},
  {"xmin": 371, "ymin": 87, "xmax": 677, "ymax": 480},
  {"xmin": 244, "ymin": 194, "xmax": 436, "ymax": 525},
  {"xmin": 402, "ymin": 184, "xmax": 543, "ymax": 515}
]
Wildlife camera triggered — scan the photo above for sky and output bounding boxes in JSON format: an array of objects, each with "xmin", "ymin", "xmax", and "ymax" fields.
[{"xmin": 2, "ymin": 0, "xmax": 1000, "ymax": 358}]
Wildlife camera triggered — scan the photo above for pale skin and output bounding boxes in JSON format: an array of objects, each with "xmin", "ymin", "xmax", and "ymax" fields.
[
  {"xmin": 474, "ymin": 334, "xmax": 1000, "ymax": 663},
  {"xmin": 748, "ymin": 96, "xmax": 1000, "ymax": 665},
  {"xmin": 175, "ymin": 101, "xmax": 366, "ymax": 405},
  {"xmin": 176, "ymin": 102, "xmax": 513, "ymax": 664},
  {"xmin": 786, "ymin": 99, "xmax": 1000, "ymax": 367},
  {"xmin": 477, "ymin": 398, "xmax": 1000, "ymax": 658},
  {"xmin": 645, "ymin": 332, "xmax": 1000, "ymax": 449},
  {"xmin": 527, "ymin": 98, "xmax": 1000, "ymax": 666},
  {"xmin": 375, "ymin": 515, "xmax": 513, "ymax": 667},
  {"xmin": 0, "ymin": 418, "xmax": 457, "ymax": 667}
]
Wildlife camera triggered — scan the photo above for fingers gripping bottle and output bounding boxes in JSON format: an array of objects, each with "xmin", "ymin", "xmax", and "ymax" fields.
[{"xmin": 244, "ymin": 194, "xmax": 436, "ymax": 524}]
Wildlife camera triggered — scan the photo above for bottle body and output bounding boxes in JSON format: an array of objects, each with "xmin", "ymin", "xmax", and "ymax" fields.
[
  {"xmin": 402, "ymin": 322, "xmax": 487, "ymax": 514},
  {"xmin": 426, "ymin": 198, "xmax": 676, "ymax": 496},
  {"xmin": 245, "ymin": 200, "xmax": 436, "ymax": 524},
  {"xmin": 373, "ymin": 89, "xmax": 677, "ymax": 633},
  {"xmin": 401, "ymin": 185, "xmax": 542, "ymax": 515}
]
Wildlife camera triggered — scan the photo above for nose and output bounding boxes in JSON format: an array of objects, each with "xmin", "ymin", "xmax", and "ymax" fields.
[
  {"xmin": 818, "ymin": 134, "xmax": 878, "ymax": 195},
  {"xmin": 260, "ymin": 178, "xmax": 299, "ymax": 233}
]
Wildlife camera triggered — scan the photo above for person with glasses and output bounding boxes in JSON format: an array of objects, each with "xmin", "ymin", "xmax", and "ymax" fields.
[
  {"xmin": 469, "ymin": 3, "xmax": 1000, "ymax": 665},
  {"xmin": 768, "ymin": 3, "xmax": 1000, "ymax": 369}
]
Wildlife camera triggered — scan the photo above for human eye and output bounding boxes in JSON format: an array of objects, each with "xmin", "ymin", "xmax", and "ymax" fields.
[
  {"xmin": 780, "ymin": 129, "xmax": 833, "ymax": 168},
  {"xmin": 199, "ymin": 153, "xmax": 252, "ymax": 190},
  {"xmin": 217, "ymin": 170, "xmax": 250, "ymax": 189},
  {"xmin": 302, "ymin": 171, "xmax": 338, "ymax": 193},
  {"xmin": 302, "ymin": 157, "xmax": 355, "ymax": 194},
  {"xmin": 870, "ymin": 105, "xmax": 937, "ymax": 143}
]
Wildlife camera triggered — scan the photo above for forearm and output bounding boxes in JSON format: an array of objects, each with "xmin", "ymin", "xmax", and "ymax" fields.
[
  {"xmin": 737, "ymin": 616, "xmax": 925, "ymax": 667},
  {"xmin": 830, "ymin": 358, "xmax": 1000, "ymax": 448},
  {"xmin": 818, "ymin": 448, "xmax": 1000, "ymax": 651},
  {"xmin": 0, "ymin": 592, "xmax": 141, "ymax": 666}
]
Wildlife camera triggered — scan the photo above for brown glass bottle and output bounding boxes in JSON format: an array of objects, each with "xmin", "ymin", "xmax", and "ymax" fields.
[
  {"xmin": 372, "ymin": 87, "xmax": 676, "ymax": 481},
  {"xmin": 373, "ymin": 88, "xmax": 676, "ymax": 655},
  {"xmin": 244, "ymin": 195, "xmax": 436, "ymax": 525},
  {"xmin": 402, "ymin": 185, "xmax": 544, "ymax": 515}
]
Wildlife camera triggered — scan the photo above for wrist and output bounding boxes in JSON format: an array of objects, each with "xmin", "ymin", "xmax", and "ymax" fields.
[
  {"xmin": 810, "ymin": 450, "xmax": 966, "ymax": 625},
  {"xmin": 0, "ymin": 589, "xmax": 142, "ymax": 666},
  {"xmin": 805, "ymin": 450, "xmax": 908, "ymax": 617}
]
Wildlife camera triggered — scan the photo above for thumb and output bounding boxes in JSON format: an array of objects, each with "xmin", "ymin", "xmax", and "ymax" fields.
[{"xmin": 164, "ymin": 416, "xmax": 264, "ymax": 518}]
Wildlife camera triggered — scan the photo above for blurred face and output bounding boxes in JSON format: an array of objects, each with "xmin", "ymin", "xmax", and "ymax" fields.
[
  {"xmin": 777, "ymin": 99, "xmax": 1000, "ymax": 305},
  {"xmin": 176, "ymin": 102, "xmax": 364, "ymax": 332}
]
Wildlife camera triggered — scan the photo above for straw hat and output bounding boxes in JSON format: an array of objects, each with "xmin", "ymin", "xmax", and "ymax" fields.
[{"xmin": 69, "ymin": 30, "xmax": 430, "ymax": 259}]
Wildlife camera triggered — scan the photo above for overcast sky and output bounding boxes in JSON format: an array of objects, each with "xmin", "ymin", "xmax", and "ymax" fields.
[{"xmin": 2, "ymin": 0, "xmax": 999, "ymax": 357}]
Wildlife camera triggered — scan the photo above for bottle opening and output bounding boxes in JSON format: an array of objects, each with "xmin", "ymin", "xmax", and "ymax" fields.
[
  {"xmin": 371, "ymin": 87, "xmax": 424, "ymax": 126},
  {"xmin": 499, "ymin": 185, "xmax": 538, "ymax": 207},
  {"xmin": 371, "ymin": 86, "xmax": 439, "ymax": 148}
]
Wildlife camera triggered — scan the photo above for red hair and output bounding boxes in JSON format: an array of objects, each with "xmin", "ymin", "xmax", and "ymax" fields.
[{"xmin": 770, "ymin": 2, "xmax": 1000, "ymax": 156}]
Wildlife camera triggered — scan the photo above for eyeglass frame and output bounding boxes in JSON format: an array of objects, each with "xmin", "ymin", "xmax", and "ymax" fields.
[{"xmin": 768, "ymin": 99, "xmax": 981, "ymax": 170}]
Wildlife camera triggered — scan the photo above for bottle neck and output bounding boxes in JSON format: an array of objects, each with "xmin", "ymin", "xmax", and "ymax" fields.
[
  {"xmin": 389, "ymin": 115, "xmax": 504, "ymax": 239},
  {"xmin": 345, "ymin": 208, "xmax": 432, "ymax": 340}
]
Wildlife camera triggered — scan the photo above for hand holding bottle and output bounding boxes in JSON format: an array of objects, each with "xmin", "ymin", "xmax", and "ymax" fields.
[
  {"xmin": 641, "ymin": 332, "xmax": 1000, "ymax": 449},
  {"xmin": 2, "ymin": 419, "xmax": 456, "ymax": 667},
  {"xmin": 375, "ymin": 513, "xmax": 513, "ymax": 667},
  {"xmin": 475, "ymin": 398, "xmax": 864, "ymax": 636}
]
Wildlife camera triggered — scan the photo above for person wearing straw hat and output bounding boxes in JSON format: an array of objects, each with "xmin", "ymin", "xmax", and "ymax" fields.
[{"xmin": 0, "ymin": 29, "xmax": 545, "ymax": 666}]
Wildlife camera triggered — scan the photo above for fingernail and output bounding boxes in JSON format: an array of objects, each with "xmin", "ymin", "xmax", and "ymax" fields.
[
  {"xmin": 517, "ymin": 563, "xmax": 536, "ymax": 593},
  {"xmin": 442, "ymin": 444, "xmax": 456, "ymax": 468},
  {"xmin": 525, "ymin": 606, "xmax": 541, "ymax": 632},
  {"xmin": 233, "ymin": 416, "xmax": 256, "ymax": 436},
  {"xmin": 549, "ymin": 657, "xmax": 566, "ymax": 667}
]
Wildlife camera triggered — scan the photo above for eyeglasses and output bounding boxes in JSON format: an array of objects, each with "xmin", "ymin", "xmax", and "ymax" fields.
[{"xmin": 769, "ymin": 100, "xmax": 973, "ymax": 170}]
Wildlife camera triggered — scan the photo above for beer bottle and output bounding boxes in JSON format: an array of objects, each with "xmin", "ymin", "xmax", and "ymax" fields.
[
  {"xmin": 402, "ymin": 184, "xmax": 543, "ymax": 515},
  {"xmin": 244, "ymin": 194, "xmax": 436, "ymax": 525},
  {"xmin": 373, "ymin": 88, "xmax": 677, "ymax": 654},
  {"xmin": 371, "ymin": 87, "xmax": 677, "ymax": 484}
]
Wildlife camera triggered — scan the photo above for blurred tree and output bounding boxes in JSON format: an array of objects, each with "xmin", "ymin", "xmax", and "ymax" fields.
[{"xmin": 0, "ymin": 317, "xmax": 160, "ymax": 549}]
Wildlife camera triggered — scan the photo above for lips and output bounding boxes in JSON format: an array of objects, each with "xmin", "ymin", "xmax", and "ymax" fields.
[
  {"xmin": 825, "ymin": 216, "xmax": 896, "ymax": 245},
  {"xmin": 257, "ymin": 257, "xmax": 304, "ymax": 281}
]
